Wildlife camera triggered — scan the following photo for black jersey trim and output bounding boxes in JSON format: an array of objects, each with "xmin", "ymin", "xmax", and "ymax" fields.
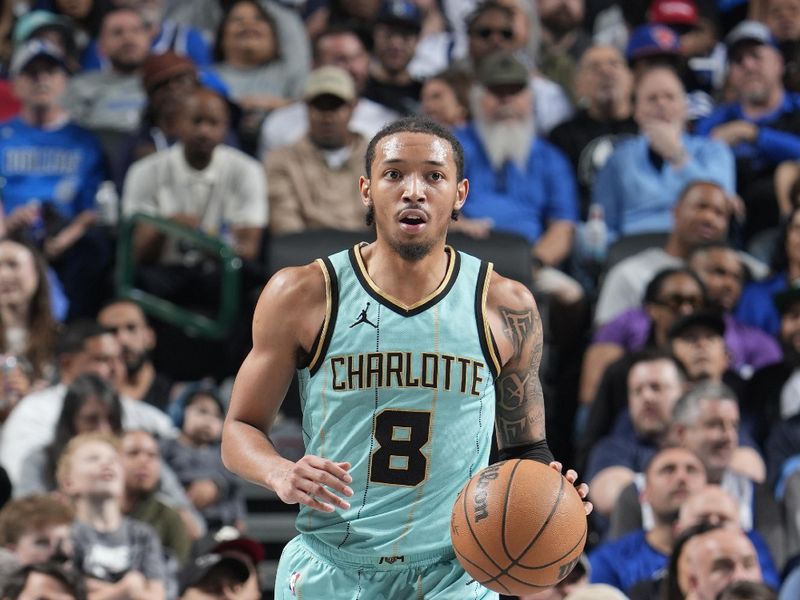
[
  {"xmin": 308, "ymin": 257, "xmax": 339, "ymax": 376},
  {"xmin": 348, "ymin": 244, "xmax": 461, "ymax": 317},
  {"xmin": 476, "ymin": 261, "xmax": 501, "ymax": 379}
]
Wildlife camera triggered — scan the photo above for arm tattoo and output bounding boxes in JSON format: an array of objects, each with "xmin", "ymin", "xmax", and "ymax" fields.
[{"xmin": 495, "ymin": 305, "xmax": 545, "ymax": 447}]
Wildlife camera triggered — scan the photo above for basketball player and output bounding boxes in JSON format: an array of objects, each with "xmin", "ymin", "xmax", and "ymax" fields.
[{"xmin": 221, "ymin": 117, "xmax": 591, "ymax": 598}]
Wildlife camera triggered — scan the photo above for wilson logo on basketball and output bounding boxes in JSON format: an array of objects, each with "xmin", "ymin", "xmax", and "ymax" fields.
[{"xmin": 473, "ymin": 464, "xmax": 501, "ymax": 522}]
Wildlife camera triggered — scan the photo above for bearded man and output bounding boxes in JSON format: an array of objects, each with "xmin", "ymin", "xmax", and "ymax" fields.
[{"xmin": 454, "ymin": 52, "xmax": 581, "ymax": 303}]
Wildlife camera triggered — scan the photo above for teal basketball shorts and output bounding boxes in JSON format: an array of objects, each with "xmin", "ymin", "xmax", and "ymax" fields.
[{"xmin": 274, "ymin": 535, "xmax": 499, "ymax": 599}]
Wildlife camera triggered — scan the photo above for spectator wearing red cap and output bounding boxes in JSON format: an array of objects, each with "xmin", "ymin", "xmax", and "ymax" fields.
[{"xmin": 649, "ymin": 0, "xmax": 726, "ymax": 103}]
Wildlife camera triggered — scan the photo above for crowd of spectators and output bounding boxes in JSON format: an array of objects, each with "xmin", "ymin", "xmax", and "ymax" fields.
[{"xmin": 6, "ymin": 0, "xmax": 800, "ymax": 599}]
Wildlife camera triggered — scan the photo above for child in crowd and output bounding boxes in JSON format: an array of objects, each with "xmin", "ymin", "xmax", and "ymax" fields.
[
  {"xmin": 162, "ymin": 385, "xmax": 245, "ymax": 532},
  {"xmin": 0, "ymin": 495, "xmax": 74, "ymax": 568},
  {"xmin": 57, "ymin": 433, "xmax": 166, "ymax": 600}
]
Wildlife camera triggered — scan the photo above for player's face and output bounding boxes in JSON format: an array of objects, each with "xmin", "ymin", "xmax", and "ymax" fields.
[
  {"xmin": 689, "ymin": 529, "xmax": 761, "ymax": 600},
  {"xmin": 360, "ymin": 132, "xmax": 467, "ymax": 261}
]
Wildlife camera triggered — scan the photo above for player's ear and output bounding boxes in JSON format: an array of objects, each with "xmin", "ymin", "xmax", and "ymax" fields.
[
  {"xmin": 359, "ymin": 175, "xmax": 371, "ymax": 208},
  {"xmin": 455, "ymin": 178, "xmax": 468, "ymax": 212}
]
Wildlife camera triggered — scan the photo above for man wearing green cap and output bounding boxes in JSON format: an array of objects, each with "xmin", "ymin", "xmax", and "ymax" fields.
[{"xmin": 455, "ymin": 51, "xmax": 582, "ymax": 305}]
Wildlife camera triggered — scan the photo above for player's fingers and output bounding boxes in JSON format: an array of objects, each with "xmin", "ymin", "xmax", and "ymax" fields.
[
  {"xmin": 319, "ymin": 459, "xmax": 354, "ymax": 484},
  {"xmin": 548, "ymin": 461, "xmax": 563, "ymax": 473},
  {"xmin": 575, "ymin": 482, "xmax": 589, "ymax": 499},
  {"xmin": 315, "ymin": 470, "xmax": 354, "ymax": 497},
  {"xmin": 564, "ymin": 469, "xmax": 579, "ymax": 484},
  {"xmin": 306, "ymin": 482, "xmax": 351, "ymax": 510},
  {"xmin": 296, "ymin": 491, "xmax": 335, "ymax": 513},
  {"xmin": 582, "ymin": 500, "xmax": 594, "ymax": 516}
]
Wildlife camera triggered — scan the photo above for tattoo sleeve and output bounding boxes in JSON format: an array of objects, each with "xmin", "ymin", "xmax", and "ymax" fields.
[{"xmin": 495, "ymin": 305, "xmax": 545, "ymax": 448}]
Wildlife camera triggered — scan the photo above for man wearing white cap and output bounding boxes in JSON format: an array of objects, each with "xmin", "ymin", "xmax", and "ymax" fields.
[
  {"xmin": 266, "ymin": 67, "xmax": 368, "ymax": 234},
  {"xmin": 696, "ymin": 20, "xmax": 800, "ymax": 242}
]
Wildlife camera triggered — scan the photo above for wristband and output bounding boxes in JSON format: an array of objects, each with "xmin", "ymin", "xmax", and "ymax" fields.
[{"xmin": 498, "ymin": 439, "xmax": 554, "ymax": 465}]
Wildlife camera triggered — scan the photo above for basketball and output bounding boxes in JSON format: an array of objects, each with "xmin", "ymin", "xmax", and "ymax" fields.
[{"xmin": 450, "ymin": 459, "xmax": 588, "ymax": 595}]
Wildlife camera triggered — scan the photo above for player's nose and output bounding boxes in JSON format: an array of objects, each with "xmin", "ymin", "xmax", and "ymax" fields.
[{"xmin": 402, "ymin": 173, "xmax": 426, "ymax": 202}]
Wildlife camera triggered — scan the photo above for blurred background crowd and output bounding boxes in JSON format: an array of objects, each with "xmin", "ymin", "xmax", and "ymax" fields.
[{"xmin": 4, "ymin": 0, "xmax": 800, "ymax": 599}]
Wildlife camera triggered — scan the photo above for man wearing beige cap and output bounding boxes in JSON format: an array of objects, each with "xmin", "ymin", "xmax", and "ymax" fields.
[{"xmin": 266, "ymin": 66, "xmax": 369, "ymax": 234}]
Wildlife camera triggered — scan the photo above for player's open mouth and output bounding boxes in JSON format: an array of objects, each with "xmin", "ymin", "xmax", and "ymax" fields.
[{"xmin": 399, "ymin": 209, "xmax": 428, "ymax": 233}]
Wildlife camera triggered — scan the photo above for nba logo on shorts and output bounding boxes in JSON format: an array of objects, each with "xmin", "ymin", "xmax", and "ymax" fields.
[{"xmin": 289, "ymin": 572, "xmax": 301, "ymax": 595}]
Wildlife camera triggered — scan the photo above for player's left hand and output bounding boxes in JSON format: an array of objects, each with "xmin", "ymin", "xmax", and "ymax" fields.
[{"xmin": 548, "ymin": 461, "xmax": 593, "ymax": 516}]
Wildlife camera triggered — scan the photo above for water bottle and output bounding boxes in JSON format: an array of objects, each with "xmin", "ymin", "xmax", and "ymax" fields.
[
  {"xmin": 584, "ymin": 203, "xmax": 608, "ymax": 263},
  {"xmin": 95, "ymin": 181, "xmax": 119, "ymax": 226}
]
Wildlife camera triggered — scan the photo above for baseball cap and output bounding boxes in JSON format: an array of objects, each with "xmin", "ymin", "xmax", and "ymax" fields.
[
  {"xmin": 303, "ymin": 66, "xmax": 356, "ymax": 102},
  {"xmin": 140, "ymin": 51, "xmax": 197, "ymax": 94},
  {"xmin": 648, "ymin": 0, "xmax": 699, "ymax": 26},
  {"xmin": 178, "ymin": 554, "xmax": 250, "ymax": 594},
  {"xmin": 376, "ymin": 0, "xmax": 422, "ymax": 32},
  {"xmin": 667, "ymin": 309, "xmax": 726, "ymax": 340},
  {"xmin": 476, "ymin": 52, "xmax": 529, "ymax": 89},
  {"xmin": 10, "ymin": 39, "xmax": 69, "ymax": 77},
  {"xmin": 626, "ymin": 24, "xmax": 681, "ymax": 62},
  {"xmin": 725, "ymin": 20, "xmax": 778, "ymax": 52},
  {"xmin": 12, "ymin": 10, "xmax": 73, "ymax": 44}
]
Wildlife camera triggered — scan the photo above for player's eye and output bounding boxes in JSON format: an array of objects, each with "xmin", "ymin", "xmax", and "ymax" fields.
[
  {"xmin": 385, "ymin": 170, "xmax": 401, "ymax": 180},
  {"xmin": 429, "ymin": 172, "xmax": 444, "ymax": 182}
]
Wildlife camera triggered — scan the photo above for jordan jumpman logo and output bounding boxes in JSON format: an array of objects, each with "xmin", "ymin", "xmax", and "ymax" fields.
[{"xmin": 350, "ymin": 302, "xmax": 377, "ymax": 328}]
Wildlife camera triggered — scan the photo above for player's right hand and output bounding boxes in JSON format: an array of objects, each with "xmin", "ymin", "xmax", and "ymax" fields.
[{"xmin": 274, "ymin": 455, "xmax": 354, "ymax": 512}]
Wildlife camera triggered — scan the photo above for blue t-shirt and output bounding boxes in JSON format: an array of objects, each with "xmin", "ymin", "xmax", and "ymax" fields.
[
  {"xmin": 589, "ymin": 530, "xmax": 666, "ymax": 592},
  {"xmin": 455, "ymin": 124, "xmax": 578, "ymax": 244},
  {"xmin": 0, "ymin": 117, "xmax": 104, "ymax": 219},
  {"xmin": 734, "ymin": 272, "xmax": 787, "ymax": 337},
  {"xmin": 590, "ymin": 528, "xmax": 779, "ymax": 592},
  {"xmin": 696, "ymin": 93, "xmax": 800, "ymax": 172}
]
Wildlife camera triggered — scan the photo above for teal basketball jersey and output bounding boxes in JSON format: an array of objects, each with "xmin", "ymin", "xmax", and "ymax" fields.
[{"xmin": 296, "ymin": 244, "xmax": 501, "ymax": 560}]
